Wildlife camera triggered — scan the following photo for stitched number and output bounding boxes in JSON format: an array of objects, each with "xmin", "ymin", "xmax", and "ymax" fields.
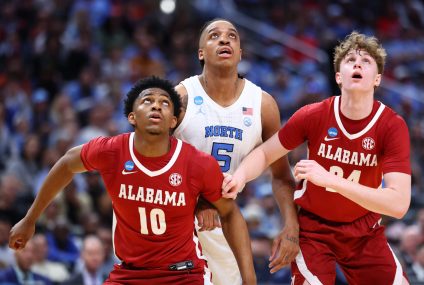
[
  {"xmin": 211, "ymin": 142, "xmax": 234, "ymax": 172},
  {"xmin": 139, "ymin": 207, "xmax": 166, "ymax": 235},
  {"xmin": 326, "ymin": 166, "xmax": 361, "ymax": 192}
]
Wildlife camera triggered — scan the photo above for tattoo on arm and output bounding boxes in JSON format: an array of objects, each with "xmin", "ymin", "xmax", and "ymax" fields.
[
  {"xmin": 286, "ymin": 235, "xmax": 299, "ymax": 245},
  {"xmin": 181, "ymin": 93, "xmax": 188, "ymax": 111}
]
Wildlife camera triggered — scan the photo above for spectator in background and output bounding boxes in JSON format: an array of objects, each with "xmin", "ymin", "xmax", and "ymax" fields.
[
  {"xmin": 6, "ymin": 133, "xmax": 42, "ymax": 194},
  {"xmin": 0, "ymin": 215, "xmax": 15, "ymax": 269},
  {"xmin": 408, "ymin": 243, "xmax": 424, "ymax": 282},
  {"xmin": 0, "ymin": 238, "xmax": 52, "ymax": 285},
  {"xmin": 31, "ymin": 233, "xmax": 70, "ymax": 283},
  {"xmin": 45, "ymin": 218, "xmax": 80, "ymax": 271},
  {"xmin": 96, "ymin": 225, "xmax": 119, "ymax": 276},
  {"xmin": 64, "ymin": 235, "xmax": 107, "ymax": 285}
]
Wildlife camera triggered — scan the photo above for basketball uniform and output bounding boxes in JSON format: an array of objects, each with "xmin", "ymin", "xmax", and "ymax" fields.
[
  {"xmin": 278, "ymin": 96, "xmax": 411, "ymax": 285},
  {"xmin": 174, "ymin": 75, "xmax": 263, "ymax": 285},
  {"xmin": 81, "ymin": 133, "xmax": 223, "ymax": 284}
]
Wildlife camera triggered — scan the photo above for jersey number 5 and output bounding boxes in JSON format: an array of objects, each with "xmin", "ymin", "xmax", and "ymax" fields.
[
  {"xmin": 139, "ymin": 207, "xmax": 166, "ymax": 235},
  {"xmin": 326, "ymin": 166, "xmax": 361, "ymax": 192},
  {"xmin": 211, "ymin": 142, "xmax": 234, "ymax": 172}
]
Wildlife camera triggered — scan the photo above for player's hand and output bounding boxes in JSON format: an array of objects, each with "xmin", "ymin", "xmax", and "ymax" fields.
[
  {"xmin": 294, "ymin": 160, "xmax": 331, "ymax": 189},
  {"xmin": 222, "ymin": 173, "xmax": 245, "ymax": 200},
  {"xmin": 196, "ymin": 199, "xmax": 221, "ymax": 231},
  {"xmin": 269, "ymin": 226, "xmax": 299, "ymax": 273},
  {"xmin": 9, "ymin": 217, "xmax": 36, "ymax": 250}
]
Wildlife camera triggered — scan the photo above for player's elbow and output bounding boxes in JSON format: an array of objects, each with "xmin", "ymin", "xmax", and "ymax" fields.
[{"xmin": 389, "ymin": 201, "xmax": 410, "ymax": 219}]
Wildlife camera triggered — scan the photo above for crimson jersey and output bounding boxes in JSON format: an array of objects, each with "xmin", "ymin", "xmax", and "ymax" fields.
[
  {"xmin": 279, "ymin": 96, "xmax": 410, "ymax": 222},
  {"xmin": 80, "ymin": 133, "xmax": 223, "ymax": 269}
]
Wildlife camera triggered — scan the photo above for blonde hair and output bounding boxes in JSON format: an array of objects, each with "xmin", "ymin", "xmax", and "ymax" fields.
[{"xmin": 333, "ymin": 31, "xmax": 387, "ymax": 74}]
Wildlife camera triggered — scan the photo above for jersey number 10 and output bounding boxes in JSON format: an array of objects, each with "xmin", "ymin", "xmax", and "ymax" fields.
[{"xmin": 139, "ymin": 207, "xmax": 166, "ymax": 235}]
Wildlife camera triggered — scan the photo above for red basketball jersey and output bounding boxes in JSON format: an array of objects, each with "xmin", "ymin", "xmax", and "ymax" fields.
[
  {"xmin": 279, "ymin": 96, "xmax": 410, "ymax": 222},
  {"xmin": 81, "ymin": 133, "xmax": 223, "ymax": 269}
]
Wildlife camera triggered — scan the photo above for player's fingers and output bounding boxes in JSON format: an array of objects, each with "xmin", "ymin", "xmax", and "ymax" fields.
[
  {"xmin": 213, "ymin": 213, "xmax": 222, "ymax": 228},
  {"xmin": 196, "ymin": 212, "xmax": 204, "ymax": 227},
  {"xmin": 222, "ymin": 190, "xmax": 237, "ymax": 199},
  {"xmin": 269, "ymin": 237, "xmax": 281, "ymax": 260},
  {"xmin": 9, "ymin": 237, "xmax": 25, "ymax": 250},
  {"xmin": 221, "ymin": 174, "xmax": 233, "ymax": 189},
  {"xmin": 269, "ymin": 260, "xmax": 287, "ymax": 274}
]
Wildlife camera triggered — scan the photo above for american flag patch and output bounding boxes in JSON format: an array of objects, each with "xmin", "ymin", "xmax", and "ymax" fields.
[{"xmin": 242, "ymin": 107, "xmax": 253, "ymax": 115}]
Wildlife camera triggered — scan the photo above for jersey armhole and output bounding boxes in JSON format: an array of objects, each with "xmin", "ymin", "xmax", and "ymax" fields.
[{"xmin": 174, "ymin": 81, "xmax": 192, "ymax": 137}]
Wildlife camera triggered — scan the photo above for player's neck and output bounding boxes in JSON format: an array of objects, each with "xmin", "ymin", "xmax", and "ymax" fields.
[
  {"xmin": 133, "ymin": 132, "xmax": 171, "ymax": 157},
  {"xmin": 199, "ymin": 69, "xmax": 243, "ymax": 106},
  {"xmin": 339, "ymin": 92, "xmax": 374, "ymax": 120}
]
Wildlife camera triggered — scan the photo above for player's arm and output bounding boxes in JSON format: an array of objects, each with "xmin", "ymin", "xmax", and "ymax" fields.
[
  {"xmin": 211, "ymin": 197, "xmax": 256, "ymax": 285},
  {"xmin": 260, "ymin": 91, "xmax": 299, "ymax": 272},
  {"xmin": 175, "ymin": 83, "xmax": 188, "ymax": 125},
  {"xmin": 294, "ymin": 161, "xmax": 410, "ymax": 218},
  {"xmin": 9, "ymin": 145, "xmax": 87, "ymax": 250}
]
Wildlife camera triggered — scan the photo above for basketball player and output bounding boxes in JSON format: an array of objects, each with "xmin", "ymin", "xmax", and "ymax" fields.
[
  {"xmin": 174, "ymin": 19, "xmax": 299, "ymax": 285},
  {"xmin": 9, "ymin": 77, "xmax": 256, "ymax": 285},
  {"xmin": 223, "ymin": 31, "xmax": 411, "ymax": 285}
]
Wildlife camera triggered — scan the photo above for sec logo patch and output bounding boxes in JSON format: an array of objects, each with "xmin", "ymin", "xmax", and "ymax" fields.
[
  {"xmin": 169, "ymin": 173, "xmax": 182, "ymax": 186},
  {"xmin": 362, "ymin": 137, "xmax": 375, "ymax": 150}
]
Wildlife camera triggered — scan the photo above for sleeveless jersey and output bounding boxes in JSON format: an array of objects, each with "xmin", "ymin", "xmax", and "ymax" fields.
[
  {"xmin": 278, "ymin": 96, "xmax": 411, "ymax": 222},
  {"xmin": 80, "ymin": 133, "xmax": 223, "ymax": 269},
  {"xmin": 174, "ymin": 75, "xmax": 263, "ymax": 174}
]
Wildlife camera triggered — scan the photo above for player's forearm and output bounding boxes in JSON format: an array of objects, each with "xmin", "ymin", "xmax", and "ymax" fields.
[
  {"xmin": 26, "ymin": 155, "xmax": 80, "ymax": 223},
  {"xmin": 235, "ymin": 147, "xmax": 269, "ymax": 185},
  {"xmin": 328, "ymin": 173, "xmax": 411, "ymax": 219},
  {"xmin": 220, "ymin": 208, "xmax": 256, "ymax": 284},
  {"xmin": 272, "ymin": 178, "xmax": 299, "ymax": 231}
]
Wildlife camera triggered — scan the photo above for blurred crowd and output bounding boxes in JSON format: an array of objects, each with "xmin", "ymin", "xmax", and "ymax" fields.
[{"xmin": 0, "ymin": 0, "xmax": 423, "ymax": 284}]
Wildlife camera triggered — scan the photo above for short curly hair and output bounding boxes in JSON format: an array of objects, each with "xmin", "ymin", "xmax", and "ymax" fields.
[
  {"xmin": 123, "ymin": 76, "xmax": 182, "ymax": 121},
  {"xmin": 333, "ymin": 31, "xmax": 387, "ymax": 74}
]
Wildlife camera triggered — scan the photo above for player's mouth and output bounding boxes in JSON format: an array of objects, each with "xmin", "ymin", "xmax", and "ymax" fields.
[
  {"xmin": 217, "ymin": 47, "xmax": 233, "ymax": 58},
  {"xmin": 351, "ymin": 72, "xmax": 362, "ymax": 80},
  {"xmin": 148, "ymin": 112, "xmax": 162, "ymax": 123}
]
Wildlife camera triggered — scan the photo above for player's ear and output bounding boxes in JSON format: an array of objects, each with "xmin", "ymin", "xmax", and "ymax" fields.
[
  {"xmin": 170, "ymin": 116, "xmax": 177, "ymax": 129},
  {"xmin": 335, "ymin": 72, "xmax": 341, "ymax": 85},
  {"xmin": 128, "ymin": 112, "xmax": 136, "ymax": 125},
  {"xmin": 374, "ymin": 74, "xmax": 381, "ymax": 87},
  {"xmin": 198, "ymin": 49, "xmax": 204, "ymax": 62}
]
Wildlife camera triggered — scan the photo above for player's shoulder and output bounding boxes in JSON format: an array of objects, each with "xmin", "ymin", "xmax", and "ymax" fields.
[
  {"xmin": 293, "ymin": 96, "xmax": 332, "ymax": 119},
  {"xmin": 88, "ymin": 133, "xmax": 129, "ymax": 150},
  {"xmin": 380, "ymin": 103, "xmax": 408, "ymax": 129}
]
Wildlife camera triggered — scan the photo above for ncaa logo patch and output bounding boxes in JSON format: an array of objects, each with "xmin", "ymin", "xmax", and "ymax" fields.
[
  {"xmin": 124, "ymin": 161, "xmax": 135, "ymax": 171},
  {"xmin": 169, "ymin": 173, "xmax": 182, "ymax": 186},
  {"xmin": 362, "ymin": 137, "xmax": 375, "ymax": 150},
  {"xmin": 194, "ymin": 96, "xmax": 203, "ymax": 105},
  {"xmin": 327, "ymin": 127, "xmax": 338, "ymax": 138}
]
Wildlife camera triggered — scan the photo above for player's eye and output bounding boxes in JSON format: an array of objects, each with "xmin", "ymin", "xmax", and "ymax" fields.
[
  {"xmin": 162, "ymin": 100, "xmax": 170, "ymax": 107},
  {"xmin": 229, "ymin": 33, "xmax": 237, "ymax": 39},
  {"xmin": 142, "ymin": 98, "xmax": 152, "ymax": 104},
  {"xmin": 210, "ymin": 33, "xmax": 219, "ymax": 39}
]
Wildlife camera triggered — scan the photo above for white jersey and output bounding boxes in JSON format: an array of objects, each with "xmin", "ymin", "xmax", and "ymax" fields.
[
  {"xmin": 174, "ymin": 75, "xmax": 263, "ymax": 285},
  {"xmin": 174, "ymin": 75, "xmax": 262, "ymax": 174}
]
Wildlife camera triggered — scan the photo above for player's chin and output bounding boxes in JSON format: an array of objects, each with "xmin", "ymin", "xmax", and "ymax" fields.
[{"xmin": 146, "ymin": 127, "xmax": 164, "ymax": 135}]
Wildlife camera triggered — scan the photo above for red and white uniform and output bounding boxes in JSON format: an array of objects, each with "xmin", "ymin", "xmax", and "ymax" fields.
[
  {"xmin": 81, "ymin": 133, "xmax": 223, "ymax": 284},
  {"xmin": 278, "ymin": 96, "xmax": 410, "ymax": 285}
]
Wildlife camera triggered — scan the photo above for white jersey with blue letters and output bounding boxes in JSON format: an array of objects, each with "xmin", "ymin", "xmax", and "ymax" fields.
[
  {"xmin": 174, "ymin": 75, "xmax": 263, "ymax": 285},
  {"xmin": 174, "ymin": 75, "xmax": 262, "ymax": 174}
]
